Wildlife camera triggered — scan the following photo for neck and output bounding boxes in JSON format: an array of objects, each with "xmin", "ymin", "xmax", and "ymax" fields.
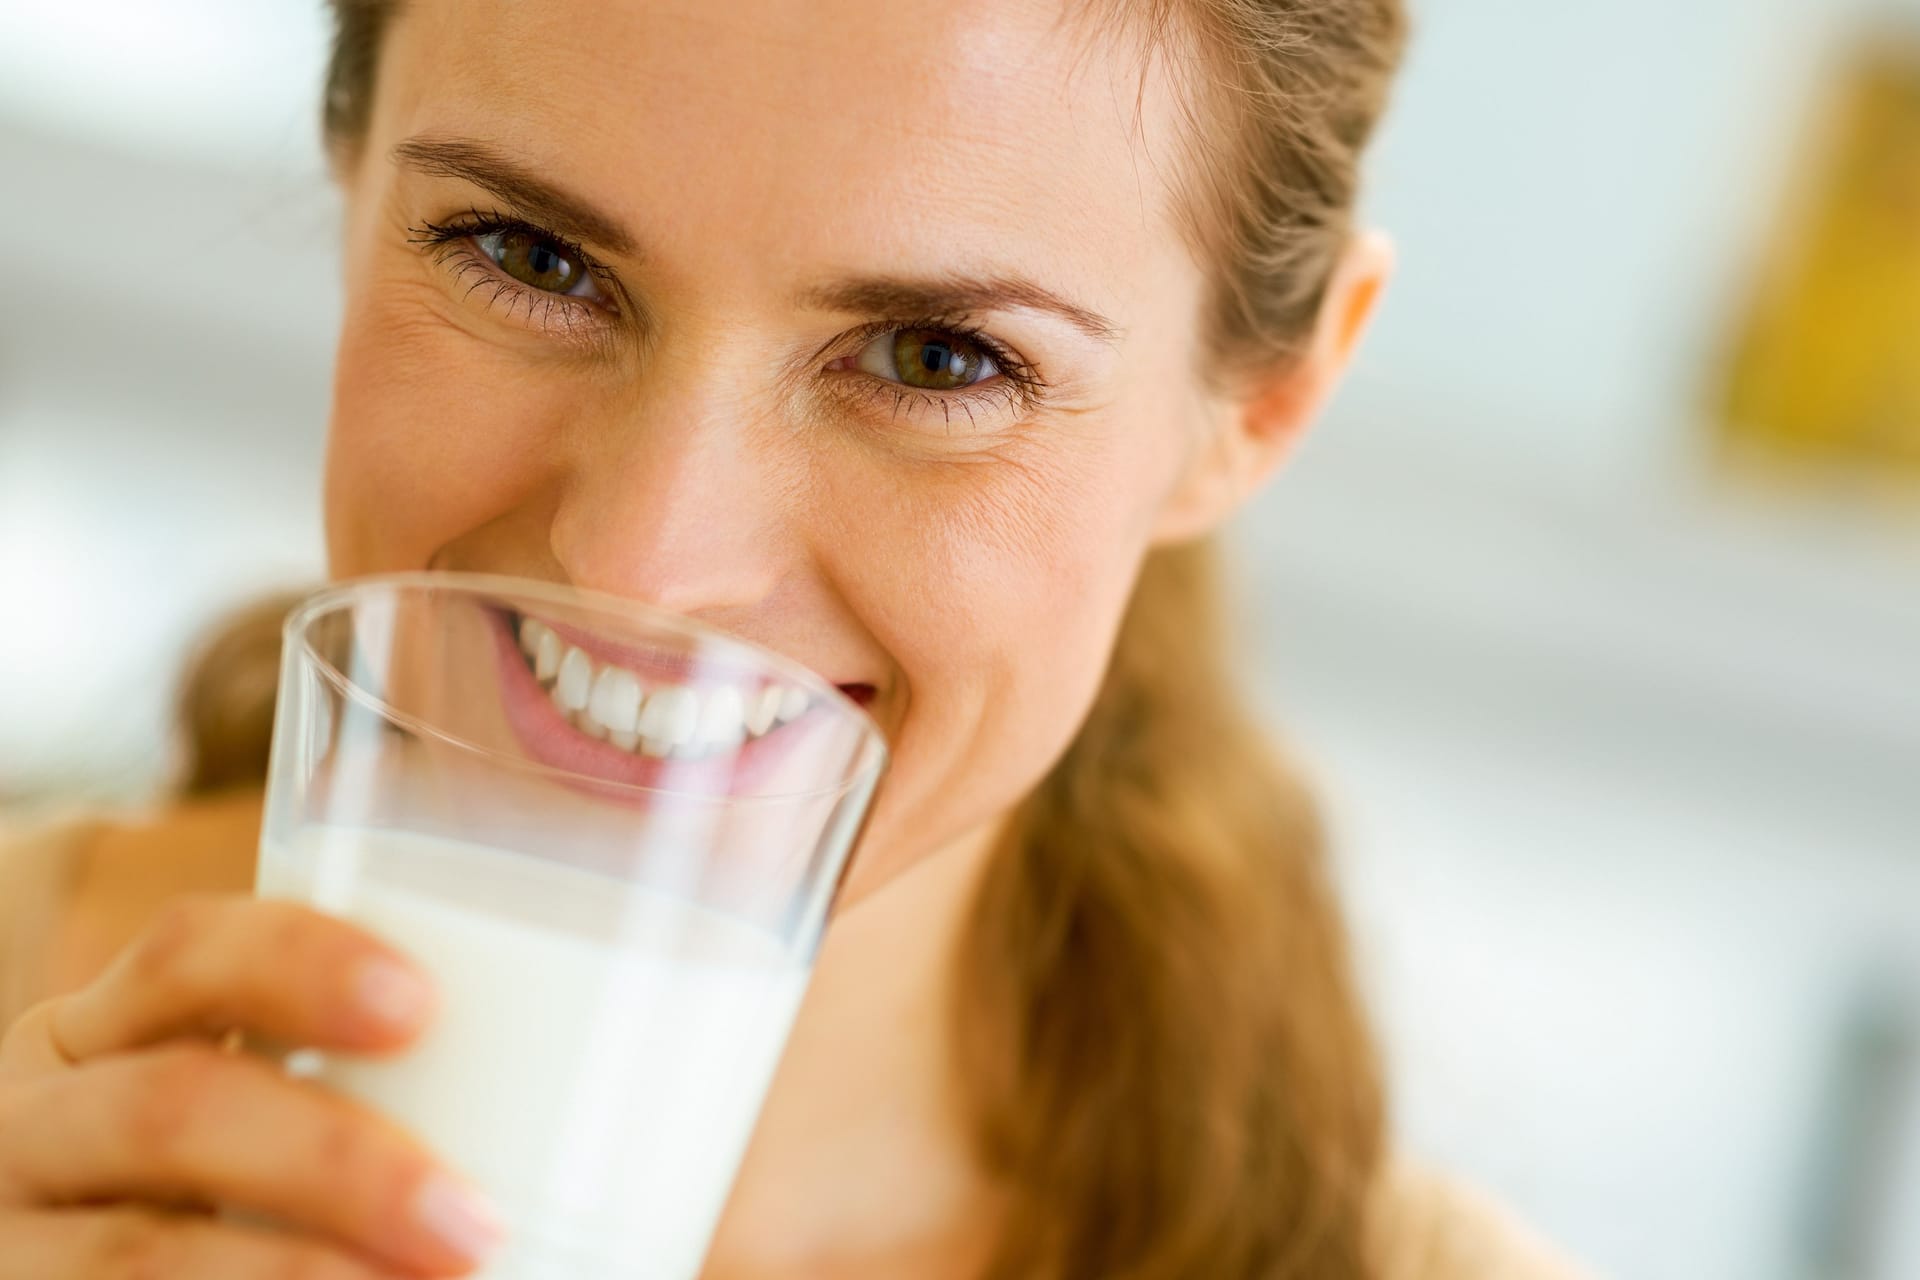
[{"xmin": 702, "ymin": 816, "xmax": 1009, "ymax": 1278}]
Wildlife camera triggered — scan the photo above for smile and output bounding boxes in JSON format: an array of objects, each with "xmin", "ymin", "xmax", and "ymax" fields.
[{"xmin": 512, "ymin": 614, "xmax": 815, "ymax": 760}]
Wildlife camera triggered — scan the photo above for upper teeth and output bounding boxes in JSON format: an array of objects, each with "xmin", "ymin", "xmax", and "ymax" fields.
[{"xmin": 517, "ymin": 617, "xmax": 813, "ymax": 759}]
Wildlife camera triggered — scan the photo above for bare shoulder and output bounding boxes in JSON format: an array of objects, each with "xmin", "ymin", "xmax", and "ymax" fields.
[
  {"xmin": 5, "ymin": 788, "xmax": 262, "ymax": 1008},
  {"xmin": 1372, "ymin": 1161, "xmax": 1599, "ymax": 1280}
]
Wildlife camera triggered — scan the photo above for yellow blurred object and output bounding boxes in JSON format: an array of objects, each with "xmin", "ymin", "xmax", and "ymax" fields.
[{"xmin": 1718, "ymin": 32, "xmax": 1920, "ymax": 481}]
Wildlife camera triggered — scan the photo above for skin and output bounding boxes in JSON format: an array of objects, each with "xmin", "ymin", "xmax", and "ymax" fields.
[{"xmin": 0, "ymin": 1, "xmax": 1388, "ymax": 1275}]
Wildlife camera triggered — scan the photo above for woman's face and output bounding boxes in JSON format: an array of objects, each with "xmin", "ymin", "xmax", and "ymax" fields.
[{"xmin": 326, "ymin": 0, "xmax": 1293, "ymax": 896}]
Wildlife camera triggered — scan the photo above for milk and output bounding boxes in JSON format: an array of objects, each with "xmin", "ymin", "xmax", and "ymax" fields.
[{"xmin": 257, "ymin": 828, "xmax": 809, "ymax": 1280}]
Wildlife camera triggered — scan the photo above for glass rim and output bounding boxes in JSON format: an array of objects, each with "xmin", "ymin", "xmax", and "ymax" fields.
[{"xmin": 282, "ymin": 571, "xmax": 890, "ymax": 805}]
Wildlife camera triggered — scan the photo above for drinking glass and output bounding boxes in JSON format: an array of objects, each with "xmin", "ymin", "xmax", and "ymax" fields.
[{"xmin": 254, "ymin": 572, "xmax": 887, "ymax": 1279}]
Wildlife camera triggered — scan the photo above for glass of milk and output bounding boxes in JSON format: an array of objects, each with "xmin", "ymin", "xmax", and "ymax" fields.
[{"xmin": 254, "ymin": 573, "xmax": 888, "ymax": 1280}]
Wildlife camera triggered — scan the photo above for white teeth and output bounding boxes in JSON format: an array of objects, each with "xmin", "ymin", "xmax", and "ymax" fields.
[
  {"xmin": 696, "ymin": 686, "xmax": 746, "ymax": 751},
  {"xmin": 746, "ymin": 685, "xmax": 783, "ymax": 737},
  {"xmin": 520, "ymin": 617, "xmax": 560, "ymax": 682},
  {"xmin": 518, "ymin": 616, "xmax": 832, "ymax": 758},
  {"xmin": 587, "ymin": 667, "xmax": 643, "ymax": 736},
  {"xmin": 637, "ymin": 685, "xmax": 699, "ymax": 752},
  {"xmin": 554, "ymin": 646, "xmax": 593, "ymax": 713},
  {"xmin": 535, "ymin": 628, "xmax": 562, "ymax": 683}
]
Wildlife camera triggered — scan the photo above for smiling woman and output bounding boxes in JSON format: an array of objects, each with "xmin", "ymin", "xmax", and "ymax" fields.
[{"xmin": 0, "ymin": 1, "xmax": 1589, "ymax": 1278}]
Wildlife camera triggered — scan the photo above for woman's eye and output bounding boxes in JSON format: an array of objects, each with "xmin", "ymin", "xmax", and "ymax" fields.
[
  {"xmin": 854, "ymin": 328, "xmax": 999, "ymax": 391},
  {"xmin": 474, "ymin": 228, "xmax": 603, "ymax": 301}
]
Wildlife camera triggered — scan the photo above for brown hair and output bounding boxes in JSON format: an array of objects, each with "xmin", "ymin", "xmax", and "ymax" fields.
[
  {"xmin": 181, "ymin": 2, "xmax": 1406, "ymax": 1274},
  {"xmin": 171, "ymin": 590, "xmax": 311, "ymax": 796},
  {"xmin": 965, "ymin": 6, "xmax": 1406, "ymax": 1275}
]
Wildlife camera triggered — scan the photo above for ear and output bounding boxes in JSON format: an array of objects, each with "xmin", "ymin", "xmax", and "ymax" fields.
[{"xmin": 1151, "ymin": 230, "xmax": 1395, "ymax": 545}]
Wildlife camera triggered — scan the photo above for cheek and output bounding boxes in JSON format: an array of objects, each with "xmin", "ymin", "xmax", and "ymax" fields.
[
  {"xmin": 818, "ymin": 420, "xmax": 1169, "ymax": 857},
  {"xmin": 834, "ymin": 430, "xmax": 1146, "ymax": 661},
  {"xmin": 873, "ymin": 394, "xmax": 1191, "ymax": 695},
  {"xmin": 323, "ymin": 284, "xmax": 577, "ymax": 577}
]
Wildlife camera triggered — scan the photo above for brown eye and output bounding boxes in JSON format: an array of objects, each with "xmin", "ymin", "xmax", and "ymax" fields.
[
  {"xmin": 854, "ymin": 328, "xmax": 999, "ymax": 390},
  {"xmin": 475, "ymin": 228, "xmax": 603, "ymax": 300}
]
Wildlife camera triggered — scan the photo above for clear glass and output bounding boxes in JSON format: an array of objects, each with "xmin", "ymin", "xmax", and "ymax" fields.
[{"xmin": 254, "ymin": 572, "xmax": 887, "ymax": 1279}]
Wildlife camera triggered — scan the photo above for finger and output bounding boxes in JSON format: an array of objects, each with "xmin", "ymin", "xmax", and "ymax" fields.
[
  {"xmin": 0, "ymin": 1206, "xmax": 411, "ymax": 1280},
  {"xmin": 0, "ymin": 1001, "xmax": 80, "ymax": 1080},
  {"xmin": 0, "ymin": 1043, "xmax": 502, "ymax": 1275},
  {"xmin": 44, "ymin": 894, "xmax": 433, "ymax": 1065},
  {"xmin": 2, "ymin": 1007, "xmax": 263, "ymax": 1090}
]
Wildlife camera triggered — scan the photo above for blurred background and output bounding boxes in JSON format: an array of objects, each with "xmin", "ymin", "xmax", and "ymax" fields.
[{"xmin": 4, "ymin": 2, "xmax": 1917, "ymax": 1277}]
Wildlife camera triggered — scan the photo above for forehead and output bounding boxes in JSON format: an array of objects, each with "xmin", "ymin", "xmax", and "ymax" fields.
[{"xmin": 376, "ymin": 0, "xmax": 1193, "ymax": 306}]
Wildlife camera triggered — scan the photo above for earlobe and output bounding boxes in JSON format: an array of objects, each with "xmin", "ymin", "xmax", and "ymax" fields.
[{"xmin": 1149, "ymin": 230, "xmax": 1395, "ymax": 546}]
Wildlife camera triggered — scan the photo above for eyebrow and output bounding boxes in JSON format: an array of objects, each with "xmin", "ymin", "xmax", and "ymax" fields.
[
  {"xmin": 798, "ymin": 275, "xmax": 1121, "ymax": 345},
  {"xmin": 391, "ymin": 136, "xmax": 639, "ymax": 255},
  {"xmin": 392, "ymin": 135, "xmax": 1120, "ymax": 345}
]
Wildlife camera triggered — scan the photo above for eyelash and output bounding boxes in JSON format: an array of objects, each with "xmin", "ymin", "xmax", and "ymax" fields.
[
  {"xmin": 409, "ymin": 208, "xmax": 617, "ymax": 342},
  {"xmin": 407, "ymin": 210, "xmax": 1049, "ymax": 425},
  {"xmin": 829, "ymin": 317, "xmax": 1048, "ymax": 428}
]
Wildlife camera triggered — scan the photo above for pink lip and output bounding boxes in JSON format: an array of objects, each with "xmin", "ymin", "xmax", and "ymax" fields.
[{"xmin": 485, "ymin": 606, "xmax": 838, "ymax": 798}]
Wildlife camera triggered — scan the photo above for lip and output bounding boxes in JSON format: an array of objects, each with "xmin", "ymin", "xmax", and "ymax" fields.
[{"xmin": 485, "ymin": 605, "xmax": 858, "ymax": 799}]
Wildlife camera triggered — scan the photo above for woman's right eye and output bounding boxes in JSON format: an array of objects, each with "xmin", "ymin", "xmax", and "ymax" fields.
[{"xmin": 473, "ymin": 228, "xmax": 606, "ymax": 303}]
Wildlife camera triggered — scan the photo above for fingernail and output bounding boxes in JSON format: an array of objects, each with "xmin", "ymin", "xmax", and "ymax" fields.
[
  {"xmin": 413, "ymin": 1173, "xmax": 505, "ymax": 1263},
  {"xmin": 352, "ymin": 957, "xmax": 432, "ymax": 1029}
]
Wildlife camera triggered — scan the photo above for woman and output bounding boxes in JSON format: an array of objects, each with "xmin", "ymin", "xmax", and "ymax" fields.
[{"xmin": 0, "ymin": 1, "xmax": 1585, "ymax": 1276}]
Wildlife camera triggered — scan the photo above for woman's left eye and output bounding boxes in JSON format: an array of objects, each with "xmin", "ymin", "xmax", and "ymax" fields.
[
  {"xmin": 853, "ymin": 328, "xmax": 1000, "ymax": 391},
  {"xmin": 473, "ymin": 228, "xmax": 605, "ymax": 302}
]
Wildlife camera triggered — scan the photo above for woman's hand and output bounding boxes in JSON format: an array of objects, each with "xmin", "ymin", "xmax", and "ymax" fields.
[{"xmin": 0, "ymin": 894, "xmax": 502, "ymax": 1278}]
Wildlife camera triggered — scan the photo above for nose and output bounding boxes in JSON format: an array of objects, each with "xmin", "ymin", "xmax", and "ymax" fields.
[{"xmin": 547, "ymin": 389, "xmax": 792, "ymax": 619}]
